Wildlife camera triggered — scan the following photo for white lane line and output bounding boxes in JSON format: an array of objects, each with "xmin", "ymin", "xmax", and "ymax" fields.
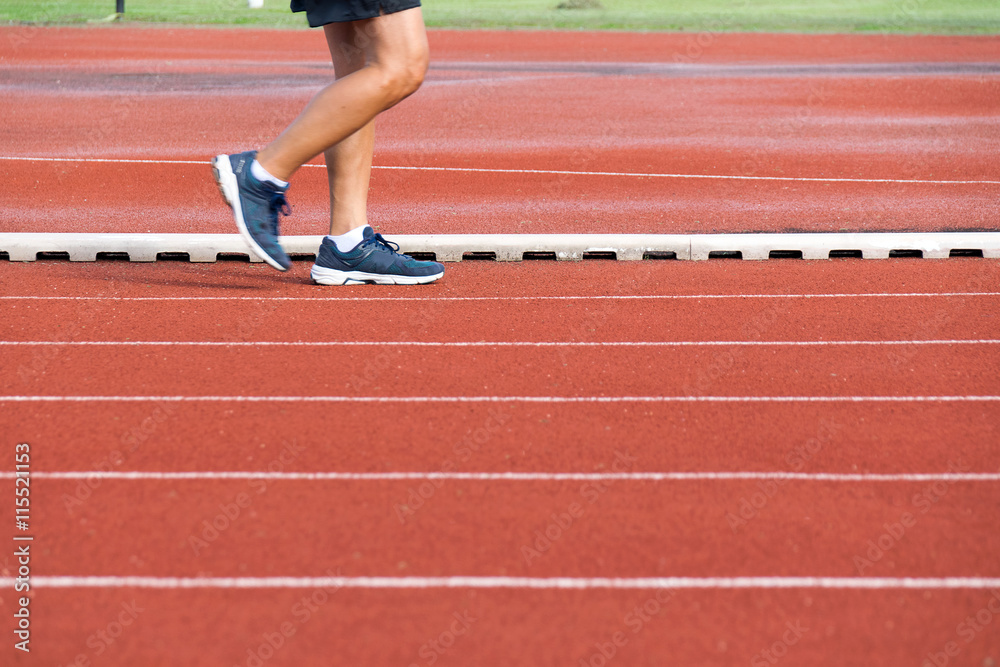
[
  {"xmin": 0, "ymin": 339, "xmax": 998, "ymax": 348},
  {"xmin": 374, "ymin": 165, "xmax": 1000, "ymax": 186},
  {"xmin": 1, "ymin": 575, "xmax": 997, "ymax": 590},
  {"xmin": 0, "ymin": 156, "xmax": 208, "ymax": 166},
  {"xmin": 2, "ymin": 155, "xmax": 996, "ymax": 185},
  {"xmin": 2, "ymin": 292, "xmax": 999, "ymax": 302},
  {"xmin": 2, "ymin": 471, "xmax": 996, "ymax": 482},
  {"xmin": 2, "ymin": 395, "xmax": 999, "ymax": 403}
]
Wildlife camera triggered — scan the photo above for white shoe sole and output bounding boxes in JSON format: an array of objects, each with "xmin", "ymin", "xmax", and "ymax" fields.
[
  {"xmin": 310, "ymin": 265, "xmax": 444, "ymax": 286},
  {"xmin": 212, "ymin": 154, "xmax": 287, "ymax": 272}
]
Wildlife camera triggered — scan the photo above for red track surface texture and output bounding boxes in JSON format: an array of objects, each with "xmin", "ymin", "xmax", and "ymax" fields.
[
  {"xmin": 1, "ymin": 27, "xmax": 998, "ymax": 235},
  {"xmin": 0, "ymin": 24, "xmax": 999, "ymax": 667}
]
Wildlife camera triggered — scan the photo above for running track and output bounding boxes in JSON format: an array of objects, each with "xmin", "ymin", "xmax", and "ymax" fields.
[{"xmin": 1, "ymin": 26, "xmax": 999, "ymax": 667}]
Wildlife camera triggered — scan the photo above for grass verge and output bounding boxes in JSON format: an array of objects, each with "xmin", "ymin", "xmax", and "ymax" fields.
[{"xmin": 2, "ymin": 0, "xmax": 999, "ymax": 33}]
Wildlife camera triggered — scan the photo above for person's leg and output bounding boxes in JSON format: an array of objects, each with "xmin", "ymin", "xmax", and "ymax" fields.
[
  {"xmin": 256, "ymin": 7, "xmax": 428, "ymax": 182},
  {"xmin": 214, "ymin": 4, "xmax": 441, "ymax": 280},
  {"xmin": 320, "ymin": 21, "xmax": 376, "ymax": 238},
  {"xmin": 306, "ymin": 9, "xmax": 443, "ymax": 286}
]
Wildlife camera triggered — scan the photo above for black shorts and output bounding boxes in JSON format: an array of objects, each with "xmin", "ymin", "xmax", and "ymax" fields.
[{"xmin": 290, "ymin": 0, "xmax": 421, "ymax": 27}]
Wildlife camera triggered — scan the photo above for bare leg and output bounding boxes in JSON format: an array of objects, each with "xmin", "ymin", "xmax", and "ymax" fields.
[
  {"xmin": 256, "ymin": 8, "xmax": 428, "ymax": 183},
  {"xmin": 322, "ymin": 22, "xmax": 376, "ymax": 236}
]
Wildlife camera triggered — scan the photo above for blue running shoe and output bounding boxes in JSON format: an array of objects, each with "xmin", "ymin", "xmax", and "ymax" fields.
[
  {"xmin": 212, "ymin": 151, "xmax": 291, "ymax": 271},
  {"xmin": 311, "ymin": 228, "xmax": 445, "ymax": 285}
]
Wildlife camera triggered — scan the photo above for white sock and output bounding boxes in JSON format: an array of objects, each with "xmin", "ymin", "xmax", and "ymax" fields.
[
  {"xmin": 250, "ymin": 159, "xmax": 288, "ymax": 188},
  {"xmin": 327, "ymin": 226, "xmax": 369, "ymax": 252}
]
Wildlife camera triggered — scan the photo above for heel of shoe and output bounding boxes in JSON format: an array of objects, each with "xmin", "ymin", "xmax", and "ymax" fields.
[
  {"xmin": 211, "ymin": 156, "xmax": 234, "ymax": 209},
  {"xmin": 310, "ymin": 266, "xmax": 351, "ymax": 286}
]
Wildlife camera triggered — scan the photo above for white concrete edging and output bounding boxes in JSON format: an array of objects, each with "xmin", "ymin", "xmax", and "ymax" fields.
[{"xmin": 0, "ymin": 232, "xmax": 998, "ymax": 262}]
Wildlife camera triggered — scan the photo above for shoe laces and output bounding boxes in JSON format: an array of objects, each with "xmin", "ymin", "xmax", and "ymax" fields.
[
  {"xmin": 363, "ymin": 232, "xmax": 405, "ymax": 256},
  {"xmin": 269, "ymin": 190, "xmax": 291, "ymax": 236}
]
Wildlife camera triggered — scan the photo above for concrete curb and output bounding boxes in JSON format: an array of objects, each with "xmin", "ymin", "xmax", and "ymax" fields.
[{"xmin": 1, "ymin": 232, "xmax": 998, "ymax": 262}]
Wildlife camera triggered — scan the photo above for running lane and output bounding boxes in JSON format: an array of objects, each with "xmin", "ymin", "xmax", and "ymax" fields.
[
  {"xmin": 2, "ymin": 260, "xmax": 999, "ymax": 666},
  {"xmin": 2, "ymin": 25, "xmax": 999, "ymax": 667},
  {"xmin": 1, "ymin": 27, "xmax": 998, "ymax": 235}
]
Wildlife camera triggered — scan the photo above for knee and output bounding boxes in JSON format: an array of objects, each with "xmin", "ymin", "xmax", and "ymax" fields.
[{"xmin": 377, "ymin": 49, "xmax": 428, "ymax": 103}]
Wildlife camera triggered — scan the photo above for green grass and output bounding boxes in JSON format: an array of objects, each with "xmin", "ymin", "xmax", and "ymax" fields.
[{"xmin": 2, "ymin": 0, "xmax": 999, "ymax": 33}]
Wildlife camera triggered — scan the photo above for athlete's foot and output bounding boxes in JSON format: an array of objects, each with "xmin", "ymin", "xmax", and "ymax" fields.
[
  {"xmin": 310, "ymin": 227, "xmax": 444, "ymax": 285},
  {"xmin": 212, "ymin": 151, "xmax": 292, "ymax": 271}
]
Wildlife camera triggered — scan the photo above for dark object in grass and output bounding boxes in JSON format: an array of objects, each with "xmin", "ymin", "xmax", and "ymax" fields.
[{"xmin": 555, "ymin": 0, "xmax": 604, "ymax": 9}]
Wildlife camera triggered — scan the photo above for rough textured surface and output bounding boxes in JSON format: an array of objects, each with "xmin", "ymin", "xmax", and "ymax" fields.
[
  {"xmin": 1, "ymin": 27, "xmax": 997, "ymax": 235},
  {"xmin": 0, "ymin": 26, "xmax": 998, "ymax": 667},
  {"xmin": 1, "ymin": 259, "xmax": 999, "ymax": 665}
]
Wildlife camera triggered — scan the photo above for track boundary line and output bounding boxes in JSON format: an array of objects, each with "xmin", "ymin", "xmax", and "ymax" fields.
[
  {"xmin": 2, "ymin": 292, "xmax": 1000, "ymax": 302},
  {"xmin": 6, "ymin": 231, "xmax": 1000, "ymax": 261},
  {"xmin": 1, "ymin": 339, "xmax": 997, "ymax": 347},
  {"xmin": 3, "ymin": 155, "xmax": 997, "ymax": 185},
  {"xmin": 3, "ymin": 576, "xmax": 999, "ymax": 590},
  {"xmin": 3, "ymin": 395, "xmax": 999, "ymax": 403},
  {"xmin": 4, "ymin": 471, "xmax": 996, "ymax": 482}
]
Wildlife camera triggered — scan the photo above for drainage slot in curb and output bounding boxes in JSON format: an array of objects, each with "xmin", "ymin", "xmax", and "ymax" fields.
[
  {"xmin": 950, "ymin": 249, "xmax": 984, "ymax": 258},
  {"xmin": 36, "ymin": 251, "xmax": 70, "ymax": 261},
  {"xmin": 0, "ymin": 252, "xmax": 8, "ymax": 261},
  {"xmin": 643, "ymin": 251, "xmax": 677, "ymax": 260},
  {"xmin": 462, "ymin": 251, "xmax": 496, "ymax": 261},
  {"xmin": 768, "ymin": 250, "xmax": 803, "ymax": 259},
  {"xmin": 216, "ymin": 253, "xmax": 252, "ymax": 262},
  {"xmin": 582, "ymin": 251, "xmax": 617, "ymax": 260},
  {"xmin": 708, "ymin": 251, "xmax": 742, "ymax": 260},
  {"xmin": 889, "ymin": 249, "xmax": 923, "ymax": 258},
  {"xmin": 522, "ymin": 251, "xmax": 558, "ymax": 260},
  {"xmin": 156, "ymin": 252, "xmax": 190, "ymax": 261},
  {"xmin": 408, "ymin": 252, "xmax": 437, "ymax": 261},
  {"xmin": 288, "ymin": 253, "xmax": 317, "ymax": 261},
  {"xmin": 829, "ymin": 249, "xmax": 863, "ymax": 259},
  {"xmin": 96, "ymin": 252, "xmax": 130, "ymax": 261}
]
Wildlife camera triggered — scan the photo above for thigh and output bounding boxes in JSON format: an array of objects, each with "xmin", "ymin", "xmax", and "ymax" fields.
[
  {"xmin": 324, "ymin": 20, "xmax": 372, "ymax": 77},
  {"xmin": 323, "ymin": 6, "xmax": 426, "ymax": 78},
  {"xmin": 296, "ymin": 0, "xmax": 421, "ymax": 26},
  {"xmin": 365, "ymin": 6, "xmax": 428, "ymax": 75}
]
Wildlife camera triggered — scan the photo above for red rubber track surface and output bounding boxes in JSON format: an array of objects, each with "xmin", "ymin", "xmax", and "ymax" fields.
[
  {"xmin": 1, "ymin": 25, "xmax": 1000, "ymax": 667},
  {"xmin": 1, "ymin": 27, "xmax": 998, "ymax": 234},
  {"xmin": 2, "ymin": 260, "xmax": 1000, "ymax": 666}
]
